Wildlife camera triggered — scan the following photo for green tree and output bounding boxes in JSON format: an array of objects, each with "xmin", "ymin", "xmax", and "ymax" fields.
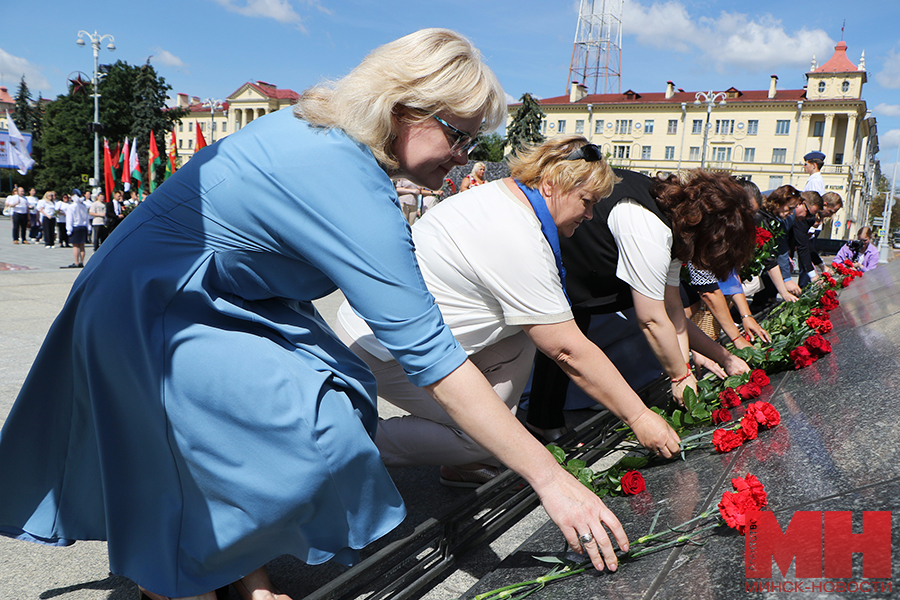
[
  {"xmin": 34, "ymin": 80, "xmax": 93, "ymax": 193},
  {"xmin": 868, "ymin": 169, "xmax": 900, "ymax": 234},
  {"xmin": 469, "ymin": 132, "xmax": 506, "ymax": 163},
  {"xmin": 504, "ymin": 93, "xmax": 545, "ymax": 156}
]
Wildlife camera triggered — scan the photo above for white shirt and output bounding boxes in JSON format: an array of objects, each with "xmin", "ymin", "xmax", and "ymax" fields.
[
  {"xmin": 65, "ymin": 198, "xmax": 90, "ymax": 234},
  {"xmin": 339, "ymin": 180, "xmax": 572, "ymax": 361},
  {"xmin": 37, "ymin": 199, "xmax": 57, "ymax": 220},
  {"xmin": 55, "ymin": 201, "xmax": 68, "ymax": 222},
  {"xmin": 5, "ymin": 194, "xmax": 29, "ymax": 214},
  {"xmin": 804, "ymin": 171, "xmax": 825, "ymax": 195},
  {"xmin": 607, "ymin": 199, "xmax": 681, "ymax": 301}
]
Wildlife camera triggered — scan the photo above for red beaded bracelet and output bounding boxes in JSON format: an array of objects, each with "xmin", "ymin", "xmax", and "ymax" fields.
[{"xmin": 670, "ymin": 362, "xmax": 693, "ymax": 383}]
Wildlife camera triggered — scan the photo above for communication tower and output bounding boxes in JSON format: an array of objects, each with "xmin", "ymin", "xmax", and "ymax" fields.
[{"xmin": 566, "ymin": 0, "xmax": 623, "ymax": 95}]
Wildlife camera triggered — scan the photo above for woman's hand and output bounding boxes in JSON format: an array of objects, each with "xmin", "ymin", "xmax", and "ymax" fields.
[
  {"xmin": 670, "ymin": 372, "xmax": 698, "ymax": 406},
  {"xmin": 534, "ymin": 466, "xmax": 629, "ymax": 571},
  {"xmin": 722, "ymin": 353, "xmax": 751, "ymax": 376},
  {"xmin": 741, "ymin": 316, "xmax": 771, "ymax": 344},
  {"xmin": 691, "ymin": 352, "xmax": 726, "ymax": 379},
  {"xmin": 784, "ymin": 280, "xmax": 802, "ymax": 297},
  {"xmin": 628, "ymin": 407, "xmax": 681, "ymax": 458}
]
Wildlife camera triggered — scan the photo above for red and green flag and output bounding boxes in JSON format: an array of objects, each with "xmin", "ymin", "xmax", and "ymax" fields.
[
  {"xmin": 165, "ymin": 130, "xmax": 177, "ymax": 180},
  {"xmin": 103, "ymin": 138, "xmax": 115, "ymax": 202},
  {"xmin": 129, "ymin": 137, "xmax": 142, "ymax": 195},
  {"xmin": 121, "ymin": 136, "xmax": 131, "ymax": 191},
  {"xmin": 196, "ymin": 122, "xmax": 207, "ymax": 151},
  {"xmin": 148, "ymin": 131, "xmax": 160, "ymax": 193}
]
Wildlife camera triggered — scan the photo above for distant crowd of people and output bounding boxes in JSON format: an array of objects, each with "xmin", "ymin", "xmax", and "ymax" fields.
[{"xmin": 5, "ymin": 186, "xmax": 144, "ymax": 267}]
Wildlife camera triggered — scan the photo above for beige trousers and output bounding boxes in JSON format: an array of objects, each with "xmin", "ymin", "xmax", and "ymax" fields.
[{"xmin": 335, "ymin": 323, "xmax": 536, "ymax": 467}]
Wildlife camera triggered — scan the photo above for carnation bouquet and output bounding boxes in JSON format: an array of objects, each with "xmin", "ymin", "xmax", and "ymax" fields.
[{"xmin": 739, "ymin": 221, "xmax": 780, "ymax": 281}]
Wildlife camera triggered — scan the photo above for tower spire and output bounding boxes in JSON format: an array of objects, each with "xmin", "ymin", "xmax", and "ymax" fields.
[{"xmin": 566, "ymin": 0, "xmax": 623, "ymax": 96}]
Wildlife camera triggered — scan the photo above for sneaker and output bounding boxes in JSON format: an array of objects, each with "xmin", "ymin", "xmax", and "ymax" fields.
[
  {"xmin": 61, "ymin": 263, "xmax": 78, "ymax": 269},
  {"xmin": 439, "ymin": 464, "xmax": 501, "ymax": 489}
]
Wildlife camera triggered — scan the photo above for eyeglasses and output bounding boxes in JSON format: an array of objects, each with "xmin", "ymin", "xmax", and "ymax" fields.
[
  {"xmin": 564, "ymin": 144, "xmax": 603, "ymax": 162},
  {"xmin": 433, "ymin": 115, "xmax": 479, "ymax": 155}
]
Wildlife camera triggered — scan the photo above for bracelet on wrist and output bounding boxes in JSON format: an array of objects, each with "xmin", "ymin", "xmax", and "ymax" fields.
[
  {"xmin": 730, "ymin": 334, "xmax": 742, "ymax": 343},
  {"xmin": 741, "ymin": 314, "xmax": 752, "ymax": 320},
  {"xmin": 670, "ymin": 362, "xmax": 693, "ymax": 383}
]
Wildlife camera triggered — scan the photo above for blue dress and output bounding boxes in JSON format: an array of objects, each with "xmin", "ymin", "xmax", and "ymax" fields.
[{"xmin": 0, "ymin": 108, "xmax": 467, "ymax": 597}]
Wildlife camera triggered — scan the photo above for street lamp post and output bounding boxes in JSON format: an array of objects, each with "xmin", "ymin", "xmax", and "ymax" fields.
[
  {"xmin": 694, "ymin": 90, "xmax": 726, "ymax": 169},
  {"xmin": 878, "ymin": 143, "xmax": 899, "ymax": 264},
  {"xmin": 76, "ymin": 30, "xmax": 115, "ymax": 190},
  {"xmin": 202, "ymin": 99, "xmax": 224, "ymax": 144}
]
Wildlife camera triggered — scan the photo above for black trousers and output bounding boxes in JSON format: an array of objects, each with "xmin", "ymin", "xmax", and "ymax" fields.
[
  {"xmin": 11, "ymin": 213, "xmax": 28, "ymax": 242},
  {"xmin": 42, "ymin": 217, "xmax": 57, "ymax": 246}
]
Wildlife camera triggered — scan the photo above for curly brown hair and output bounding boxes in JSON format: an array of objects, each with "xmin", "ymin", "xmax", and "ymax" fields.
[
  {"xmin": 651, "ymin": 170, "xmax": 756, "ymax": 280},
  {"xmin": 762, "ymin": 185, "xmax": 801, "ymax": 214}
]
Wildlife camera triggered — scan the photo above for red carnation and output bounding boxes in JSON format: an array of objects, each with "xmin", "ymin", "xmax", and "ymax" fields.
[
  {"xmin": 749, "ymin": 369, "xmax": 770, "ymax": 387},
  {"xmin": 737, "ymin": 382, "xmax": 762, "ymax": 400},
  {"xmin": 711, "ymin": 407, "xmax": 732, "ymax": 424},
  {"xmin": 820, "ymin": 290, "xmax": 840, "ymax": 311},
  {"xmin": 842, "ymin": 278, "xmax": 851, "ymax": 288},
  {"xmin": 718, "ymin": 490, "xmax": 760, "ymax": 535},
  {"xmin": 790, "ymin": 346, "xmax": 816, "ymax": 369},
  {"xmin": 718, "ymin": 387, "xmax": 742, "ymax": 408},
  {"xmin": 732, "ymin": 473, "xmax": 768, "ymax": 508},
  {"xmin": 755, "ymin": 227, "xmax": 773, "ymax": 249},
  {"xmin": 744, "ymin": 401, "xmax": 781, "ymax": 429},
  {"xmin": 806, "ymin": 316, "xmax": 833, "ymax": 334},
  {"xmin": 620, "ymin": 470, "xmax": 646, "ymax": 495},
  {"xmin": 712, "ymin": 428, "xmax": 744, "ymax": 453},
  {"xmin": 740, "ymin": 414, "xmax": 759, "ymax": 441},
  {"xmin": 805, "ymin": 334, "xmax": 832, "ymax": 356},
  {"xmin": 811, "ymin": 308, "xmax": 829, "ymax": 319},
  {"xmin": 843, "ymin": 259, "xmax": 853, "ymax": 267}
]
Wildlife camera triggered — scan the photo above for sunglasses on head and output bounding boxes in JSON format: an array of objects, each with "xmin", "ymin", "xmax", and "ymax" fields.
[{"xmin": 564, "ymin": 144, "xmax": 603, "ymax": 162}]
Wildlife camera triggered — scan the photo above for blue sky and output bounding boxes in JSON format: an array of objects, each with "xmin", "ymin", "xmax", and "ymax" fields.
[{"xmin": 3, "ymin": 0, "xmax": 900, "ymax": 180}]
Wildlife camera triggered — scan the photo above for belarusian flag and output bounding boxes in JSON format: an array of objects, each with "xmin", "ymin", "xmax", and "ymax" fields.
[
  {"xmin": 165, "ymin": 130, "xmax": 177, "ymax": 180},
  {"xmin": 148, "ymin": 130, "xmax": 160, "ymax": 193},
  {"xmin": 130, "ymin": 137, "xmax": 142, "ymax": 194},
  {"xmin": 121, "ymin": 136, "xmax": 131, "ymax": 192},
  {"xmin": 196, "ymin": 122, "xmax": 207, "ymax": 151},
  {"xmin": 103, "ymin": 138, "xmax": 115, "ymax": 201}
]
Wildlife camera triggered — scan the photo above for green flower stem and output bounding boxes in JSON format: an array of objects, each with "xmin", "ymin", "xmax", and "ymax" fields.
[
  {"xmin": 623, "ymin": 522, "xmax": 724, "ymax": 560},
  {"xmin": 632, "ymin": 509, "xmax": 717, "ymax": 546},
  {"xmin": 472, "ymin": 563, "xmax": 591, "ymax": 600}
]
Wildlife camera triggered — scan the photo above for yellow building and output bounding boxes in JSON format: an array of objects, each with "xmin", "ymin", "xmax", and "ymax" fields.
[
  {"xmin": 171, "ymin": 81, "xmax": 299, "ymax": 165},
  {"xmin": 513, "ymin": 42, "xmax": 878, "ymax": 241}
]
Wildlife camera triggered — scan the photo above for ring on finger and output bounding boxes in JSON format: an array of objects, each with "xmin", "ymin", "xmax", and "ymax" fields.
[{"xmin": 579, "ymin": 532, "xmax": 594, "ymax": 545}]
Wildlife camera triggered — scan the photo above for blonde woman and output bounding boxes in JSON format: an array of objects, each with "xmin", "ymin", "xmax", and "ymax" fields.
[
  {"xmin": 0, "ymin": 30, "xmax": 627, "ymax": 600},
  {"xmin": 338, "ymin": 135, "xmax": 680, "ymax": 484},
  {"xmin": 460, "ymin": 160, "xmax": 486, "ymax": 191}
]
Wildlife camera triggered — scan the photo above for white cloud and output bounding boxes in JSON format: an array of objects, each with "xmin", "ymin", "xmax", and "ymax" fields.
[
  {"xmin": 879, "ymin": 128, "xmax": 900, "ymax": 151},
  {"xmin": 0, "ymin": 48, "xmax": 52, "ymax": 96},
  {"xmin": 212, "ymin": 0, "xmax": 307, "ymax": 30},
  {"xmin": 622, "ymin": 1, "xmax": 834, "ymax": 74},
  {"xmin": 152, "ymin": 48, "xmax": 187, "ymax": 71},
  {"xmin": 873, "ymin": 103, "xmax": 900, "ymax": 118},
  {"xmin": 875, "ymin": 46, "xmax": 900, "ymax": 89}
]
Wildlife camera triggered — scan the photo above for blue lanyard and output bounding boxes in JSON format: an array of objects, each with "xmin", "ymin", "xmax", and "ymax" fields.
[{"xmin": 514, "ymin": 180, "xmax": 569, "ymax": 303}]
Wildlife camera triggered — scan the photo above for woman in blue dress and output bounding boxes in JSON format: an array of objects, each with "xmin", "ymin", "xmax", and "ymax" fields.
[{"xmin": 0, "ymin": 29, "xmax": 629, "ymax": 600}]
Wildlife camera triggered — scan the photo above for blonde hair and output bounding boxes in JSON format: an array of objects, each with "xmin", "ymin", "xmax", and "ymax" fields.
[
  {"xmin": 470, "ymin": 162, "xmax": 486, "ymax": 178},
  {"xmin": 296, "ymin": 28, "xmax": 506, "ymax": 170},
  {"xmin": 507, "ymin": 135, "xmax": 619, "ymax": 199}
]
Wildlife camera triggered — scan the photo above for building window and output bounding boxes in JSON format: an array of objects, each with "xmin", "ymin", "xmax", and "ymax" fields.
[
  {"xmin": 200, "ymin": 122, "xmax": 206, "ymax": 132},
  {"xmin": 667, "ymin": 119, "xmax": 677, "ymax": 134},
  {"xmin": 178, "ymin": 122, "xmax": 183, "ymax": 133},
  {"xmin": 691, "ymin": 120, "xmax": 703, "ymax": 134},
  {"xmin": 769, "ymin": 175, "xmax": 783, "ymax": 189},
  {"xmin": 178, "ymin": 139, "xmax": 183, "ymax": 149},
  {"xmin": 775, "ymin": 120, "xmax": 790, "ymax": 135},
  {"xmin": 744, "ymin": 148, "xmax": 755, "ymax": 162},
  {"xmin": 715, "ymin": 120, "xmax": 734, "ymax": 135},
  {"xmin": 542, "ymin": 120, "xmax": 547, "ymax": 134},
  {"xmin": 615, "ymin": 119, "xmax": 632, "ymax": 135},
  {"xmin": 835, "ymin": 153, "xmax": 843, "ymax": 165},
  {"xmin": 772, "ymin": 148, "xmax": 787, "ymax": 163},
  {"xmin": 747, "ymin": 120, "xmax": 758, "ymax": 135},
  {"xmin": 594, "ymin": 119, "xmax": 604, "ymax": 134},
  {"xmin": 842, "ymin": 80, "xmax": 850, "ymax": 93},
  {"xmin": 714, "ymin": 146, "xmax": 732, "ymax": 162},
  {"xmin": 212, "ymin": 122, "xmax": 217, "ymax": 132},
  {"xmin": 613, "ymin": 145, "xmax": 630, "ymax": 159},
  {"xmin": 689, "ymin": 146, "xmax": 700, "ymax": 161},
  {"xmin": 665, "ymin": 146, "xmax": 675, "ymax": 160},
  {"xmin": 575, "ymin": 120, "xmax": 585, "ymax": 134},
  {"xmin": 813, "ymin": 121, "xmax": 825, "ymax": 137},
  {"xmin": 557, "ymin": 119, "xmax": 566, "ymax": 133},
  {"xmin": 641, "ymin": 146, "xmax": 652, "ymax": 159},
  {"xmin": 188, "ymin": 139, "xmax": 193, "ymax": 149},
  {"xmin": 643, "ymin": 120, "xmax": 654, "ymax": 134},
  {"xmin": 818, "ymin": 81, "xmax": 826, "ymax": 93},
  {"xmin": 222, "ymin": 121, "xmax": 227, "ymax": 133}
]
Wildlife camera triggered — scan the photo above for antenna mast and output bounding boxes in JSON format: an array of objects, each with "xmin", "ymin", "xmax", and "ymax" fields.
[{"xmin": 566, "ymin": 0, "xmax": 623, "ymax": 95}]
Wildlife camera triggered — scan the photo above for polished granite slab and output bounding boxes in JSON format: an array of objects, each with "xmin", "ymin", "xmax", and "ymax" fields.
[{"xmin": 463, "ymin": 261, "xmax": 900, "ymax": 600}]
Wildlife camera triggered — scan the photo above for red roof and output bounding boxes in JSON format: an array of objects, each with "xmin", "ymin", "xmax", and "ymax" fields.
[
  {"xmin": 813, "ymin": 41, "xmax": 859, "ymax": 74},
  {"xmin": 526, "ymin": 88, "xmax": 808, "ymax": 107},
  {"xmin": 228, "ymin": 81, "xmax": 300, "ymax": 101},
  {"xmin": 0, "ymin": 86, "xmax": 14, "ymax": 104}
]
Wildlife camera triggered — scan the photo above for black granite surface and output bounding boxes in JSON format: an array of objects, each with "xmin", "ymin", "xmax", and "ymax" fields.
[{"xmin": 463, "ymin": 261, "xmax": 900, "ymax": 600}]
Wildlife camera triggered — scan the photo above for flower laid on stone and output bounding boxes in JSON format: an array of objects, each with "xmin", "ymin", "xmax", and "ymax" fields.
[{"xmin": 620, "ymin": 470, "xmax": 646, "ymax": 495}]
